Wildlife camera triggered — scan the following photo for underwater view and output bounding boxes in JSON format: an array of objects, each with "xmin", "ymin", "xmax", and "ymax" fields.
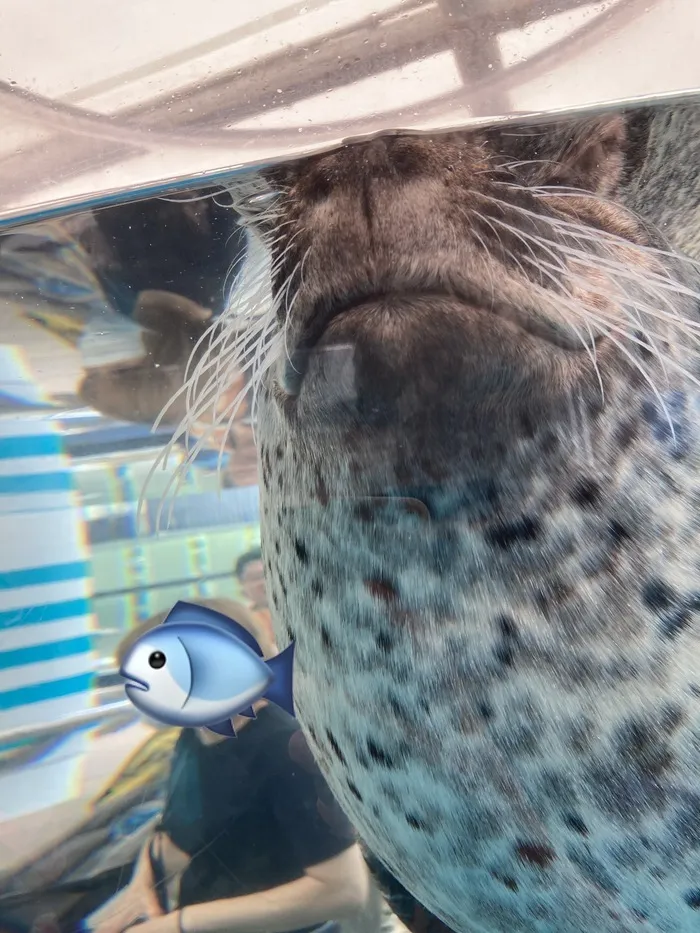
[{"xmin": 1, "ymin": 3, "xmax": 700, "ymax": 933}]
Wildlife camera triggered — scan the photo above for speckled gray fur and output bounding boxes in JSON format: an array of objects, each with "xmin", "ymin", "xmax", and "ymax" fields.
[
  {"xmin": 244, "ymin": 104, "xmax": 700, "ymax": 932},
  {"xmin": 621, "ymin": 104, "xmax": 700, "ymax": 261}
]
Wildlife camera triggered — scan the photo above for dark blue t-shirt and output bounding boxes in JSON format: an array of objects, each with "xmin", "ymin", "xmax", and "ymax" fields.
[{"xmin": 157, "ymin": 705, "xmax": 356, "ymax": 933}]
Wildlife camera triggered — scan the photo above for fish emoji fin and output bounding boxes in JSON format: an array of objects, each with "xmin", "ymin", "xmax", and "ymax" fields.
[
  {"xmin": 163, "ymin": 601, "xmax": 199, "ymax": 626},
  {"xmin": 264, "ymin": 642, "xmax": 296, "ymax": 717},
  {"xmin": 163, "ymin": 601, "xmax": 262, "ymax": 656},
  {"xmin": 207, "ymin": 719, "xmax": 237, "ymax": 738},
  {"xmin": 239, "ymin": 705, "xmax": 257, "ymax": 719}
]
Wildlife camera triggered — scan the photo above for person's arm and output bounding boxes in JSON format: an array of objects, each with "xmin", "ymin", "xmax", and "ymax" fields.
[
  {"xmin": 180, "ymin": 843, "xmax": 370, "ymax": 933},
  {"xmin": 90, "ymin": 837, "xmax": 164, "ymax": 933}
]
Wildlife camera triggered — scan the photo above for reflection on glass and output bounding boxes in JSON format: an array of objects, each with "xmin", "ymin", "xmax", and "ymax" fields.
[
  {"xmin": 2, "ymin": 0, "xmax": 693, "ymax": 228},
  {"xmin": 0, "ymin": 198, "xmax": 405, "ymax": 933},
  {"xmin": 85, "ymin": 601, "xmax": 365, "ymax": 933}
]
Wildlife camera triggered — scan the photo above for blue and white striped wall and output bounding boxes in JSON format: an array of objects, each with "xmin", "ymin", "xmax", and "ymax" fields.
[{"xmin": 0, "ymin": 415, "xmax": 95, "ymax": 738}]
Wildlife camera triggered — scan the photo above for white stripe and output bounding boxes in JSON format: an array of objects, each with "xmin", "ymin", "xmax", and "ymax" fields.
[
  {"xmin": 0, "ymin": 575, "xmax": 90, "ymax": 614},
  {"xmin": 0, "ymin": 731, "xmax": 91, "ymax": 821},
  {"xmin": 0, "ymin": 418, "xmax": 60, "ymax": 438},
  {"xmin": 0, "ymin": 491, "xmax": 79, "ymax": 514},
  {"xmin": 0, "ymin": 509, "xmax": 86, "ymax": 572},
  {"xmin": 0, "ymin": 454, "xmax": 69, "ymax": 476},
  {"xmin": 0, "ymin": 691, "xmax": 92, "ymax": 735},
  {"xmin": 0, "ymin": 615, "xmax": 93, "ymax": 651},
  {"xmin": 0, "ymin": 653, "xmax": 93, "ymax": 692}
]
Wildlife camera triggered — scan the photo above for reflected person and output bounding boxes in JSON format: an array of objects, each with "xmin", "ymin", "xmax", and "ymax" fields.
[
  {"xmin": 89, "ymin": 599, "xmax": 373, "ymax": 933},
  {"xmin": 77, "ymin": 288, "xmax": 259, "ymax": 490},
  {"xmin": 233, "ymin": 548, "xmax": 273, "ymax": 647}
]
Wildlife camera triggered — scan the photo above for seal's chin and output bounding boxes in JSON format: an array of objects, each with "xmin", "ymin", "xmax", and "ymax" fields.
[{"xmin": 279, "ymin": 291, "xmax": 598, "ymax": 408}]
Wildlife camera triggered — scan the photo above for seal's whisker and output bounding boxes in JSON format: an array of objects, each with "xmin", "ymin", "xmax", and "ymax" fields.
[
  {"xmin": 157, "ymin": 188, "xmax": 226, "ymax": 205},
  {"xmin": 497, "ymin": 179, "xmax": 682, "ymax": 250},
  {"xmin": 177, "ymin": 312, "xmax": 266, "ymax": 441},
  {"xmin": 190, "ymin": 306, "xmax": 272, "ymax": 421},
  {"xmin": 206, "ymin": 329, "xmax": 268, "ymax": 432},
  {"xmin": 146, "ymin": 211, "xmax": 302, "ymax": 520},
  {"xmin": 183, "ymin": 234, "xmax": 278, "ymax": 419},
  {"xmin": 584, "ymin": 321, "xmax": 678, "ymax": 446},
  {"xmin": 500, "ymin": 158, "xmax": 563, "ymax": 172},
  {"xmin": 493, "ymin": 212, "xmax": 698, "ymax": 414},
  {"xmin": 469, "ymin": 208, "xmax": 537, "ymax": 287},
  {"xmin": 476, "ymin": 211, "xmax": 609, "ymax": 385},
  {"xmin": 175, "ymin": 229, "xmax": 274, "ymax": 429},
  {"xmin": 194, "ymin": 317, "xmax": 276, "ymax": 437},
  {"xmin": 489, "ymin": 204, "xmax": 681, "ymax": 298},
  {"xmin": 582, "ymin": 318, "xmax": 605, "ymax": 406},
  {"xmin": 150, "ymin": 341, "xmax": 268, "ymax": 531},
  {"xmin": 144, "ymin": 276, "xmax": 277, "ymax": 522},
  {"xmin": 529, "ymin": 254, "xmax": 698, "ymax": 379},
  {"xmin": 552, "ymin": 238, "xmax": 698, "ymax": 310},
  {"xmin": 534, "ymin": 253, "xmax": 700, "ymax": 355},
  {"xmin": 570, "ymin": 299, "xmax": 699, "ymax": 443},
  {"xmin": 469, "ymin": 224, "xmax": 497, "ymax": 310},
  {"xmin": 472, "ymin": 207, "xmax": 605, "ymax": 396},
  {"xmin": 481, "ymin": 199, "xmax": 700, "ymax": 357},
  {"xmin": 279, "ymin": 244, "xmax": 313, "ymax": 374},
  {"xmin": 278, "ymin": 258, "xmax": 304, "ymax": 369},
  {"xmin": 473, "ymin": 215, "xmax": 604, "ymax": 376},
  {"xmin": 487, "ymin": 187, "xmax": 700, "ymax": 279},
  {"xmin": 564, "ymin": 389, "xmax": 592, "ymax": 467}
]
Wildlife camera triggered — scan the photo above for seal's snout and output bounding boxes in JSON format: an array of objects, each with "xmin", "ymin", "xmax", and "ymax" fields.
[
  {"xmin": 266, "ymin": 117, "xmax": 659, "ymax": 442},
  {"xmin": 271, "ymin": 132, "xmax": 604, "ymax": 400}
]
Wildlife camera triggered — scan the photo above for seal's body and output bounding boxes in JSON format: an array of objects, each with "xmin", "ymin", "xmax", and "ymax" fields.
[{"xmin": 184, "ymin": 105, "xmax": 700, "ymax": 933}]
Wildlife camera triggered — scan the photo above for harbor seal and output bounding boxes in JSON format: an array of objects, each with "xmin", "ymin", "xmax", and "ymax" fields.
[{"xmin": 175, "ymin": 104, "xmax": 700, "ymax": 933}]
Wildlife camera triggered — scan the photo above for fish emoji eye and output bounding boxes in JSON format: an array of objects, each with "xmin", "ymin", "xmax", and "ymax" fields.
[{"xmin": 148, "ymin": 651, "xmax": 167, "ymax": 669}]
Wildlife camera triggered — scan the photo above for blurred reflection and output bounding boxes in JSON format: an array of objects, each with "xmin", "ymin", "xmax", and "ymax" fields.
[
  {"xmin": 233, "ymin": 549, "xmax": 274, "ymax": 652},
  {"xmin": 0, "ymin": 195, "xmax": 407, "ymax": 933},
  {"xmin": 86, "ymin": 600, "xmax": 372, "ymax": 933}
]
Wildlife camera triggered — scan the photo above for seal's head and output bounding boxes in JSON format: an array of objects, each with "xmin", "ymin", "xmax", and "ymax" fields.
[{"xmin": 180, "ymin": 111, "xmax": 700, "ymax": 932}]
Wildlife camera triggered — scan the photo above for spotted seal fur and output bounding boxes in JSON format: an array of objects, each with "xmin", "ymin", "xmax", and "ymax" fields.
[{"xmin": 168, "ymin": 104, "xmax": 700, "ymax": 933}]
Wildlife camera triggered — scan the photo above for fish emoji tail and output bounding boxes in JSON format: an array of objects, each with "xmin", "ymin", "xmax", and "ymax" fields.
[{"xmin": 264, "ymin": 642, "xmax": 296, "ymax": 717}]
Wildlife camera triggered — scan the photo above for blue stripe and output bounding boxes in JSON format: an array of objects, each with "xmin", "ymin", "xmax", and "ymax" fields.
[
  {"xmin": 0, "ymin": 672, "xmax": 94, "ymax": 710},
  {"xmin": 0, "ymin": 435, "xmax": 63, "ymax": 459},
  {"xmin": 0, "ymin": 598, "xmax": 90, "ymax": 629},
  {"xmin": 0, "ymin": 560, "xmax": 89, "ymax": 590},
  {"xmin": 0, "ymin": 473, "xmax": 74, "ymax": 495},
  {"xmin": 0, "ymin": 635, "xmax": 92, "ymax": 671}
]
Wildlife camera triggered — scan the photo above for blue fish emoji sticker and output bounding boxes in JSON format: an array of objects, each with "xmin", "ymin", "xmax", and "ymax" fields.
[{"xmin": 119, "ymin": 601, "xmax": 295, "ymax": 737}]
